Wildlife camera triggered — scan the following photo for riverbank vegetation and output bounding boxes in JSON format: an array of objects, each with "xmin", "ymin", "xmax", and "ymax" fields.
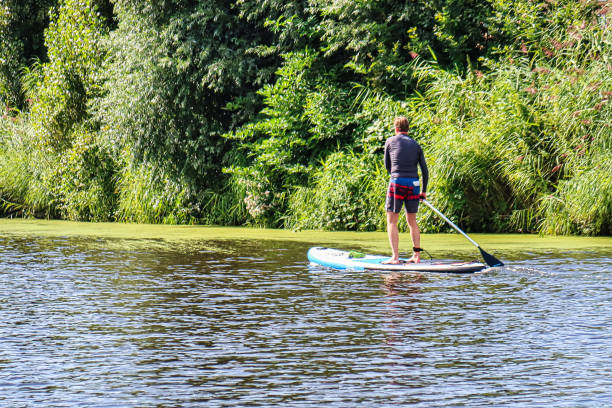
[{"xmin": 0, "ymin": 0, "xmax": 610, "ymax": 235}]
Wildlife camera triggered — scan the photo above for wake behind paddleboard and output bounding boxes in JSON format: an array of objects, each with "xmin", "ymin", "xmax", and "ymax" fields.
[{"xmin": 307, "ymin": 247, "xmax": 486, "ymax": 273}]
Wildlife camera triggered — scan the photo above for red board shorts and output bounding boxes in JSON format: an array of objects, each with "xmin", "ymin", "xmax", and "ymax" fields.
[{"xmin": 386, "ymin": 177, "xmax": 421, "ymax": 214}]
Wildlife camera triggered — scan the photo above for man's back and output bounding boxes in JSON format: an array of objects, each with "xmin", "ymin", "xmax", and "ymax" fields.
[{"xmin": 384, "ymin": 134, "xmax": 427, "ymax": 186}]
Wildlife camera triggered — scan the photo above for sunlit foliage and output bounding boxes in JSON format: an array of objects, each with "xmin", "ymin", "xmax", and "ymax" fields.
[{"xmin": 0, "ymin": 0, "xmax": 609, "ymax": 235}]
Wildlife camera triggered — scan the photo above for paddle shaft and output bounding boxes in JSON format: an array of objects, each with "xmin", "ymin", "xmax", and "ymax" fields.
[
  {"xmin": 421, "ymin": 199, "xmax": 504, "ymax": 267},
  {"xmin": 421, "ymin": 199, "xmax": 480, "ymax": 248}
]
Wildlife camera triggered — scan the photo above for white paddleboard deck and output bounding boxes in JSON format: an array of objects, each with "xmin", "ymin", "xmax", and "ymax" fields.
[{"xmin": 308, "ymin": 247, "xmax": 486, "ymax": 273}]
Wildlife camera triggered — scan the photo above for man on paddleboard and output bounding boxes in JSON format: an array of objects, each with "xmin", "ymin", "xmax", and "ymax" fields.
[{"xmin": 383, "ymin": 116, "xmax": 429, "ymax": 264}]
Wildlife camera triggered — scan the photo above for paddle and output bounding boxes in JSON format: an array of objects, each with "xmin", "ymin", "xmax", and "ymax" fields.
[{"xmin": 421, "ymin": 199, "xmax": 504, "ymax": 267}]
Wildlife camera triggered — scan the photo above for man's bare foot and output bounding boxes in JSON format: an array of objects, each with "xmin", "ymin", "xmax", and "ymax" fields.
[
  {"xmin": 406, "ymin": 254, "xmax": 421, "ymax": 263},
  {"xmin": 382, "ymin": 258, "xmax": 401, "ymax": 265}
]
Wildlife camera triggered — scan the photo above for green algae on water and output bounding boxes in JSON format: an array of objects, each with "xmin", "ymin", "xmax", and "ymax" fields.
[{"xmin": 0, "ymin": 219, "xmax": 610, "ymax": 257}]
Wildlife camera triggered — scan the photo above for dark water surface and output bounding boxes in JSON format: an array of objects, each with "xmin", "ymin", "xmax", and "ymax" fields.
[{"xmin": 0, "ymin": 236, "xmax": 610, "ymax": 407}]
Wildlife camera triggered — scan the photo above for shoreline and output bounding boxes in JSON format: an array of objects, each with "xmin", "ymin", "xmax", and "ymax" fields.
[{"xmin": 1, "ymin": 218, "xmax": 610, "ymax": 255}]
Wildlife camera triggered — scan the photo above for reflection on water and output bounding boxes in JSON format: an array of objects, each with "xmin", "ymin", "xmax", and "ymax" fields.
[{"xmin": 0, "ymin": 236, "xmax": 610, "ymax": 406}]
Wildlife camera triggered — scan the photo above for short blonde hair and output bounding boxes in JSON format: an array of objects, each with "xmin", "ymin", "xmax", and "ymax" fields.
[{"xmin": 394, "ymin": 116, "xmax": 410, "ymax": 132}]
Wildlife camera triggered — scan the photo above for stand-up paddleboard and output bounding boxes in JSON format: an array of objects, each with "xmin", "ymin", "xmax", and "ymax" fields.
[{"xmin": 307, "ymin": 247, "xmax": 486, "ymax": 273}]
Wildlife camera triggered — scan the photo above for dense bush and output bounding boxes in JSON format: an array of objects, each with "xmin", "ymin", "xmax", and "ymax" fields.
[
  {"xmin": 0, "ymin": 0, "xmax": 609, "ymax": 235},
  {"xmin": 224, "ymin": 49, "xmax": 364, "ymax": 225},
  {"xmin": 285, "ymin": 151, "xmax": 387, "ymax": 231},
  {"xmin": 49, "ymin": 127, "xmax": 117, "ymax": 221}
]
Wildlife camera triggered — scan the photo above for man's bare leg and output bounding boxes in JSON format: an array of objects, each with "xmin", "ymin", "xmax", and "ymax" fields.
[
  {"xmin": 406, "ymin": 212, "xmax": 421, "ymax": 263},
  {"xmin": 383, "ymin": 211, "xmax": 401, "ymax": 264}
]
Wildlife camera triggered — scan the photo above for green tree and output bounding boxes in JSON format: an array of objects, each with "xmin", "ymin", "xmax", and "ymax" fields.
[
  {"xmin": 6, "ymin": 0, "xmax": 118, "ymax": 221},
  {"xmin": 0, "ymin": 0, "xmax": 57, "ymax": 110},
  {"xmin": 101, "ymin": 0, "xmax": 278, "ymax": 193},
  {"xmin": 30, "ymin": 0, "xmax": 109, "ymax": 149}
]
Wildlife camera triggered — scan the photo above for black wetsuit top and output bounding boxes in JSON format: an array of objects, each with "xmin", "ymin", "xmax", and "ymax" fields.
[{"xmin": 384, "ymin": 133, "xmax": 429, "ymax": 193}]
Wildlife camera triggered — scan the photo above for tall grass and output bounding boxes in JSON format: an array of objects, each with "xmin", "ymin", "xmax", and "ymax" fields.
[
  {"xmin": 114, "ymin": 161, "xmax": 196, "ymax": 224},
  {"xmin": 408, "ymin": 18, "xmax": 611, "ymax": 234},
  {"xmin": 285, "ymin": 150, "xmax": 388, "ymax": 231},
  {"xmin": 198, "ymin": 182, "xmax": 249, "ymax": 226},
  {"xmin": 538, "ymin": 157, "xmax": 612, "ymax": 235},
  {"xmin": 115, "ymin": 158, "xmax": 248, "ymax": 225},
  {"xmin": 0, "ymin": 111, "xmax": 249, "ymax": 225},
  {"xmin": 0, "ymin": 114, "xmax": 120, "ymax": 221},
  {"xmin": 0, "ymin": 113, "xmax": 56, "ymax": 218}
]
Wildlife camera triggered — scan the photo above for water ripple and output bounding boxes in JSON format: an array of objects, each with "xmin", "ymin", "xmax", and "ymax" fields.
[{"xmin": 0, "ymin": 237, "xmax": 610, "ymax": 407}]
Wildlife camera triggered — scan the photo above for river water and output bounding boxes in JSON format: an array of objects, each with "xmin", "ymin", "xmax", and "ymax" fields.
[{"xmin": 0, "ymin": 235, "xmax": 610, "ymax": 407}]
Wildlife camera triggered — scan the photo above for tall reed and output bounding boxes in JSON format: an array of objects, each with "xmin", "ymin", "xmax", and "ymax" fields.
[
  {"xmin": 408, "ymin": 18, "xmax": 611, "ymax": 234},
  {"xmin": 285, "ymin": 150, "xmax": 388, "ymax": 231},
  {"xmin": 0, "ymin": 113, "xmax": 56, "ymax": 218}
]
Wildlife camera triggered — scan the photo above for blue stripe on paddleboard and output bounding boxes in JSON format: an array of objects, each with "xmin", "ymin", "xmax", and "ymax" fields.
[
  {"xmin": 307, "ymin": 247, "xmax": 365, "ymax": 271},
  {"xmin": 353, "ymin": 257, "xmax": 403, "ymax": 265}
]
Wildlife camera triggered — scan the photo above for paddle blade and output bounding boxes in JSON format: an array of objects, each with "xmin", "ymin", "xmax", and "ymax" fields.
[{"xmin": 479, "ymin": 247, "xmax": 504, "ymax": 267}]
